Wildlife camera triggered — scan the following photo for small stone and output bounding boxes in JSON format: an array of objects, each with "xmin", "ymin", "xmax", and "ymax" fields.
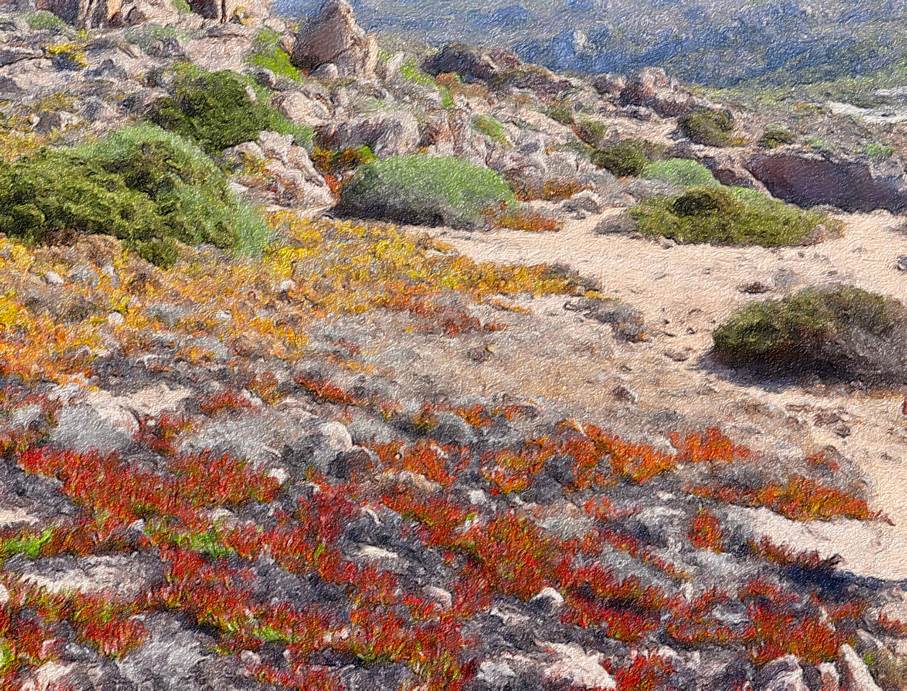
[
  {"xmin": 896, "ymin": 255, "xmax": 907, "ymax": 272},
  {"xmin": 268, "ymin": 467, "xmax": 290, "ymax": 485},
  {"xmin": 658, "ymin": 236, "xmax": 676, "ymax": 249},
  {"xmin": 467, "ymin": 489, "xmax": 487, "ymax": 505},
  {"xmin": 424, "ymin": 586, "xmax": 453, "ymax": 609},
  {"xmin": 817, "ymin": 663, "xmax": 840, "ymax": 691},
  {"xmin": 44, "ymin": 270, "xmax": 64, "ymax": 286},
  {"xmin": 107, "ymin": 312, "xmax": 125, "ymax": 327},
  {"xmin": 0, "ymin": 583, "xmax": 8, "ymax": 606},
  {"xmin": 612, "ymin": 384, "xmax": 638, "ymax": 403},
  {"xmin": 739, "ymin": 280, "xmax": 771, "ymax": 294},
  {"xmin": 529, "ymin": 587, "xmax": 565, "ymax": 613},
  {"xmin": 663, "ymin": 348, "xmax": 690, "ymax": 362},
  {"xmin": 278, "ymin": 279, "xmax": 297, "ymax": 293}
]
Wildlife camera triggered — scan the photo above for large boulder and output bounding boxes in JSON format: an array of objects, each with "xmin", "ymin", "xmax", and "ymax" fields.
[
  {"xmin": 189, "ymin": 0, "xmax": 270, "ymax": 23},
  {"xmin": 291, "ymin": 0, "xmax": 377, "ymax": 79},
  {"xmin": 745, "ymin": 148, "xmax": 907, "ymax": 213}
]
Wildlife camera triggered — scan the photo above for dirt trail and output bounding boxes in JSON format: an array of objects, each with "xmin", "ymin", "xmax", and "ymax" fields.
[{"xmin": 421, "ymin": 211, "xmax": 907, "ymax": 581}]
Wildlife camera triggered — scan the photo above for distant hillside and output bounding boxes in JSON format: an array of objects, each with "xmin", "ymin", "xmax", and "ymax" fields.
[{"xmin": 277, "ymin": 0, "xmax": 907, "ymax": 88}]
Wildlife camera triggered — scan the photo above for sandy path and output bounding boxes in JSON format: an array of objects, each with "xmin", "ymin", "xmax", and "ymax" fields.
[{"xmin": 418, "ymin": 212, "xmax": 907, "ymax": 581}]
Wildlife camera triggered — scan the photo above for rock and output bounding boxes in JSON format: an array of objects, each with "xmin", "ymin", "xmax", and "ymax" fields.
[
  {"xmin": 276, "ymin": 91, "xmax": 332, "ymax": 126},
  {"xmin": 49, "ymin": 390, "xmax": 140, "ymax": 453},
  {"xmin": 896, "ymin": 255, "xmax": 907, "ymax": 272},
  {"xmin": 291, "ymin": 0, "xmax": 377, "ymax": 79},
  {"xmin": 281, "ymin": 420, "xmax": 353, "ymax": 476},
  {"xmin": 619, "ymin": 67, "xmax": 708, "ymax": 117},
  {"xmin": 542, "ymin": 642, "xmax": 616, "ymax": 689},
  {"xmin": 529, "ymin": 587, "xmax": 565, "ymax": 613},
  {"xmin": 422, "ymin": 43, "xmax": 500, "ymax": 83},
  {"xmin": 0, "ymin": 47, "xmax": 42, "ymax": 67},
  {"xmin": 189, "ymin": 0, "xmax": 270, "ymax": 24},
  {"xmin": 310, "ymin": 62, "xmax": 339, "ymax": 80},
  {"xmin": 755, "ymin": 655, "xmax": 808, "ymax": 691},
  {"xmin": 739, "ymin": 281, "xmax": 772, "ymax": 294},
  {"xmin": 672, "ymin": 141, "xmax": 763, "ymax": 189},
  {"xmin": 320, "ymin": 110, "xmax": 420, "ymax": 157},
  {"xmin": 43, "ymin": 270, "xmax": 64, "ymax": 286},
  {"xmin": 746, "ymin": 149, "xmax": 907, "ymax": 213},
  {"xmin": 12, "ymin": 554, "xmax": 161, "ymax": 598},
  {"xmin": 560, "ymin": 190, "xmax": 602, "ymax": 215},
  {"xmin": 816, "ymin": 663, "xmax": 840, "ymax": 691},
  {"xmin": 591, "ymin": 72, "xmax": 626, "ymax": 97},
  {"xmin": 838, "ymin": 644, "xmax": 882, "ymax": 691},
  {"xmin": 593, "ymin": 211, "xmax": 635, "ymax": 235}
]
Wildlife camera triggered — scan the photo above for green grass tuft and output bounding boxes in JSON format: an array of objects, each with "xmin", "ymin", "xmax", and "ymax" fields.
[
  {"xmin": 26, "ymin": 10, "xmax": 67, "ymax": 31},
  {"xmin": 591, "ymin": 139, "xmax": 659, "ymax": 177},
  {"xmin": 472, "ymin": 114, "xmax": 509, "ymax": 146},
  {"xmin": 679, "ymin": 108, "xmax": 738, "ymax": 147}
]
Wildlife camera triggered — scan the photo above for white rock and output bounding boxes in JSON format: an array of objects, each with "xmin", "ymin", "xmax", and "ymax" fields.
[
  {"xmin": 44, "ymin": 270, "xmax": 64, "ymax": 285},
  {"xmin": 838, "ymin": 643, "xmax": 883, "ymax": 691},
  {"xmin": 542, "ymin": 642, "xmax": 616, "ymax": 689}
]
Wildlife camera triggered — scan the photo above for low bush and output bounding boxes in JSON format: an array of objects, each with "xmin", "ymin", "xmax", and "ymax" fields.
[
  {"xmin": 679, "ymin": 108, "xmax": 737, "ymax": 147},
  {"xmin": 591, "ymin": 139, "xmax": 658, "ymax": 177},
  {"xmin": 631, "ymin": 185, "xmax": 832, "ymax": 247},
  {"xmin": 0, "ymin": 124, "xmax": 270, "ymax": 266},
  {"xmin": 471, "ymin": 114, "xmax": 509, "ymax": 146},
  {"xmin": 26, "ymin": 10, "xmax": 67, "ymax": 31},
  {"xmin": 865, "ymin": 142, "xmax": 895, "ymax": 161},
  {"xmin": 713, "ymin": 285, "xmax": 907, "ymax": 383},
  {"xmin": 147, "ymin": 66, "xmax": 312, "ymax": 153},
  {"xmin": 758, "ymin": 126, "xmax": 795, "ymax": 149},
  {"xmin": 337, "ymin": 155, "xmax": 515, "ymax": 228},
  {"xmin": 574, "ymin": 117, "xmax": 608, "ymax": 147},
  {"xmin": 642, "ymin": 158, "xmax": 719, "ymax": 188},
  {"xmin": 247, "ymin": 28, "xmax": 302, "ymax": 82}
]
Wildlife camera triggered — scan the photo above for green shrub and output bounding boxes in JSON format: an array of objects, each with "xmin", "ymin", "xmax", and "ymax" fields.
[
  {"xmin": 642, "ymin": 158, "xmax": 719, "ymax": 188},
  {"xmin": 631, "ymin": 185, "xmax": 832, "ymax": 247},
  {"xmin": 865, "ymin": 142, "xmax": 895, "ymax": 161},
  {"xmin": 546, "ymin": 103, "xmax": 575, "ymax": 126},
  {"xmin": 26, "ymin": 11, "xmax": 67, "ymax": 31},
  {"xmin": 0, "ymin": 124, "xmax": 270, "ymax": 266},
  {"xmin": 758, "ymin": 126, "xmax": 795, "ymax": 149},
  {"xmin": 148, "ymin": 66, "xmax": 312, "ymax": 153},
  {"xmin": 337, "ymin": 155, "xmax": 515, "ymax": 229},
  {"xmin": 713, "ymin": 285, "xmax": 907, "ymax": 383},
  {"xmin": 574, "ymin": 117, "xmax": 608, "ymax": 147},
  {"xmin": 170, "ymin": 0, "xmax": 191, "ymax": 12},
  {"xmin": 591, "ymin": 139, "xmax": 655, "ymax": 177},
  {"xmin": 472, "ymin": 114, "xmax": 509, "ymax": 146},
  {"xmin": 679, "ymin": 108, "xmax": 737, "ymax": 147},
  {"xmin": 248, "ymin": 28, "xmax": 302, "ymax": 82}
]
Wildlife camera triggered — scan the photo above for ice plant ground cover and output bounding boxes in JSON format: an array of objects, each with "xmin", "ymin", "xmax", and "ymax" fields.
[{"xmin": 0, "ymin": 211, "xmax": 903, "ymax": 689}]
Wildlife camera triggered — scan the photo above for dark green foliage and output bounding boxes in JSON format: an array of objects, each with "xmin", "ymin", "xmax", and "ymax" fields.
[
  {"xmin": 337, "ymin": 155, "xmax": 515, "ymax": 229},
  {"xmin": 758, "ymin": 126, "xmax": 795, "ymax": 149},
  {"xmin": 0, "ymin": 125, "xmax": 270, "ymax": 266},
  {"xmin": 147, "ymin": 66, "xmax": 312, "ymax": 153},
  {"xmin": 632, "ymin": 185, "xmax": 831, "ymax": 247},
  {"xmin": 679, "ymin": 108, "xmax": 737, "ymax": 147},
  {"xmin": 591, "ymin": 139, "xmax": 655, "ymax": 177},
  {"xmin": 713, "ymin": 285, "xmax": 907, "ymax": 383}
]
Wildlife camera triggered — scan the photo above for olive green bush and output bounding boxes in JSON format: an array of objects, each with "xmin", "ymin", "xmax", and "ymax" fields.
[
  {"xmin": 631, "ymin": 185, "xmax": 832, "ymax": 247},
  {"xmin": 713, "ymin": 285, "xmax": 907, "ymax": 383},
  {"xmin": 679, "ymin": 108, "xmax": 737, "ymax": 147}
]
